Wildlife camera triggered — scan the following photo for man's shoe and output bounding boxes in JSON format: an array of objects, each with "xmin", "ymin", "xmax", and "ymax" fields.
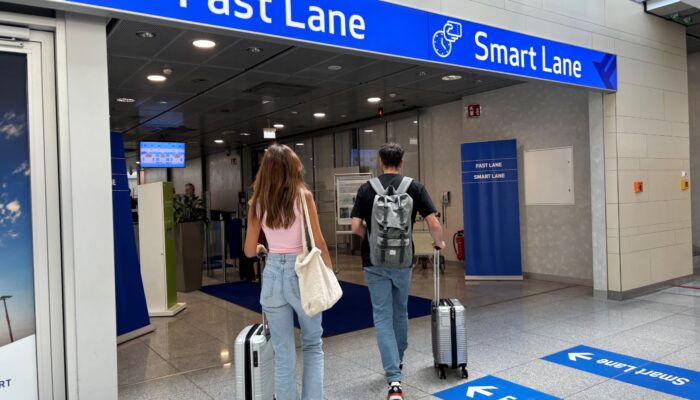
[{"xmin": 387, "ymin": 382, "xmax": 403, "ymax": 400}]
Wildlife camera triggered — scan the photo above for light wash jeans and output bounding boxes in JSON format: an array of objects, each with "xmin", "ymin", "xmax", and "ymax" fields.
[
  {"xmin": 363, "ymin": 266, "xmax": 413, "ymax": 383},
  {"xmin": 260, "ymin": 253, "xmax": 324, "ymax": 400}
]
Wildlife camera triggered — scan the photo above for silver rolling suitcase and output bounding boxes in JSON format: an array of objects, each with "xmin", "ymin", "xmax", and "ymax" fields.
[
  {"xmin": 235, "ymin": 255, "xmax": 275, "ymax": 400},
  {"xmin": 431, "ymin": 249, "xmax": 469, "ymax": 380}
]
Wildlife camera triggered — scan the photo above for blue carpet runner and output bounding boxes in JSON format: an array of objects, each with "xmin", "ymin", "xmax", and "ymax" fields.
[{"xmin": 200, "ymin": 280, "xmax": 432, "ymax": 337}]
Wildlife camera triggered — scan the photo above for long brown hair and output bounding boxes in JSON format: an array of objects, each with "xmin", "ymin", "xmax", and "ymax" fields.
[{"xmin": 250, "ymin": 143, "xmax": 306, "ymax": 229}]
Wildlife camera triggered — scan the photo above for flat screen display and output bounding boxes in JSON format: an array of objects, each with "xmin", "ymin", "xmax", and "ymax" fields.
[{"xmin": 140, "ymin": 142, "xmax": 185, "ymax": 168}]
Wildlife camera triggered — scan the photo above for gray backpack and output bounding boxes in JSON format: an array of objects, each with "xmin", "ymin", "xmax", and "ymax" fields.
[{"xmin": 368, "ymin": 177, "xmax": 414, "ymax": 268}]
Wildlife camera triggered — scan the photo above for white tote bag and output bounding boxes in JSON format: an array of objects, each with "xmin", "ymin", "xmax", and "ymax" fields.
[{"xmin": 295, "ymin": 191, "xmax": 343, "ymax": 317}]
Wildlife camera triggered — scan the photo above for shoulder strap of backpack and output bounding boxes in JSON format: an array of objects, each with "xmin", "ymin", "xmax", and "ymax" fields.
[
  {"xmin": 369, "ymin": 178, "xmax": 386, "ymax": 196},
  {"xmin": 396, "ymin": 177, "xmax": 413, "ymax": 195}
]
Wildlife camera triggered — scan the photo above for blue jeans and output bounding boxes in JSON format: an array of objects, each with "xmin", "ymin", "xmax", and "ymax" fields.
[
  {"xmin": 260, "ymin": 253, "xmax": 324, "ymax": 400},
  {"xmin": 363, "ymin": 266, "xmax": 413, "ymax": 383}
]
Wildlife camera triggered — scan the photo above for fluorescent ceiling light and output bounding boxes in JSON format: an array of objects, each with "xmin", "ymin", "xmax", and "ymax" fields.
[
  {"xmin": 273, "ymin": 124, "xmax": 285, "ymax": 129},
  {"xmin": 135, "ymin": 31, "xmax": 156, "ymax": 39},
  {"xmin": 442, "ymin": 74, "xmax": 462, "ymax": 81},
  {"xmin": 240, "ymin": 132, "xmax": 251, "ymax": 136},
  {"xmin": 116, "ymin": 97, "xmax": 135, "ymax": 103},
  {"xmin": 364, "ymin": 129, "xmax": 374, "ymax": 133},
  {"xmin": 214, "ymin": 139, "xmax": 224, "ymax": 144},
  {"xmin": 367, "ymin": 97, "xmax": 382, "ymax": 103},
  {"xmin": 136, "ymin": 161, "xmax": 141, "ymax": 164},
  {"xmin": 413, "ymin": 120, "xmax": 418, "ymax": 124},
  {"xmin": 147, "ymin": 74, "xmax": 167, "ymax": 82},
  {"xmin": 296, "ymin": 143, "xmax": 305, "ymax": 146},
  {"xmin": 313, "ymin": 112, "xmax": 326, "ymax": 118},
  {"xmin": 247, "ymin": 46, "xmax": 263, "ymax": 53},
  {"xmin": 192, "ymin": 39, "xmax": 216, "ymax": 49},
  {"xmin": 327, "ymin": 65, "xmax": 343, "ymax": 71}
]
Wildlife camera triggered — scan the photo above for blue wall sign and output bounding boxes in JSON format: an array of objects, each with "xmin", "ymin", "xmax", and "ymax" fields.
[
  {"xmin": 435, "ymin": 375, "xmax": 560, "ymax": 400},
  {"xmin": 111, "ymin": 133, "xmax": 151, "ymax": 337},
  {"xmin": 543, "ymin": 345, "xmax": 700, "ymax": 399},
  {"xmin": 461, "ymin": 140, "xmax": 523, "ymax": 279},
  {"xmin": 50, "ymin": 0, "xmax": 617, "ymax": 91}
]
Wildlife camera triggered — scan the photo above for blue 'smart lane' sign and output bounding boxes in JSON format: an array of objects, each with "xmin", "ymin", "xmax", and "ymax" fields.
[
  {"xmin": 543, "ymin": 345, "xmax": 700, "ymax": 399},
  {"xmin": 43, "ymin": 0, "xmax": 617, "ymax": 91}
]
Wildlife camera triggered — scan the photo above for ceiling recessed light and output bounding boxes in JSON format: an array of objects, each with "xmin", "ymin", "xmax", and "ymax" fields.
[
  {"xmin": 475, "ymin": 79, "xmax": 484, "ymax": 84},
  {"xmin": 247, "ymin": 46, "xmax": 263, "ymax": 53},
  {"xmin": 442, "ymin": 74, "xmax": 462, "ymax": 81},
  {"xmin": 136, "ymin": 31, "xmax": 156, "ymax": 39},
  {"xmin": 417, "ymin": 71, "xmax": 428, "ymax": 77},
  {"xmin": 157, "ymin": 100, "xmax": 169, "ymax": 105},
  {"xmin": 214, "ymin": 139, "xmax": 225, "ymax": 144},
  {"xmin": 136, "ymin": 161, "xmax": 141, "ymax": 164},
  {"xmin": 367, "ymin": 97, "xmax": 382, "ymax": 103},
  {"xmin": 340, "ymin": 114, "xmax": 347, "ymax": 118},
  {"xmin": 313, "ymin": 112, "xmax": 326, "ymax": 118},
  {"xmin": 192, "ymin": 39, "xmax": 216, "ymax": 49},
  {"xmin": 273, "ymin": 124, "xmax": 285, "ymax": 129},
  {"xmin": 388, "ymin": 92, "xmax": 397, "ymax": 98},
  {"xmin": 116, "ymin": 97, "xmax": 135, "ymax": 103},
  {"xmin": 262, "ymin": 99, "xmax": 273, "ymax": 105},
  {"xmin": 413, "ymin": 120, "xmax": 418, "ymax": 124},
  {"xmin": 296, "ymin": 143, "xmax": 305, "ymax": 146},
  {"xmin": 364, "ymin": 129, "xmax": 374, "ymax": 133},
  {"xmin": 290, "ymin": 110, "xmax": 298, "ymax": 115},
  {"xmin": 147, "ymin": 74, "xmax": 167, "ymax": 82},
  {"xmin": 240, "ymin": 132, "xmax": 251, "ymax": 136},
  {"xmin": 327, "ymin": 65, "xmax": 343, "ymax": 71}
]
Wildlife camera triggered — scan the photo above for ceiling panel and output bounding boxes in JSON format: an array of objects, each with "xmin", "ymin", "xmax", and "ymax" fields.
[
  {"xmin": 107, "ymin": 20, "xmax": 182, "ymax": 58},
  {"xmin": 205, "ymin": 38, "xmax": 290, "ymax": 69},
  {"xmin": 155, "ymin": 31, "xmax": 242, "ymax": 65}
]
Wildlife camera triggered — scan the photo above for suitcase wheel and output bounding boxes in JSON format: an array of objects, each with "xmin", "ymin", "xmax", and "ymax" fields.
[
  {"xmin": 461, "ymin": 366, "xmax": 469, "ymax": 379},
  {"xmin": 437, "ymin": 365, "xmax": 447, "ymax": 380}
]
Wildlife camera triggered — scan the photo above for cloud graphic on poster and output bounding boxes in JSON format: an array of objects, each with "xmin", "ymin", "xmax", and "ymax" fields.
[
  {"xmin": 0, "ymin": 111, "xmax": 27, "ymax": 139},
  {"xmin": 0, "ymin": 199, "xmax": 22, "ymax": 224},
  {"xmin": 12, "ymin": 161, "xmax": 30, "ymax": 176}
]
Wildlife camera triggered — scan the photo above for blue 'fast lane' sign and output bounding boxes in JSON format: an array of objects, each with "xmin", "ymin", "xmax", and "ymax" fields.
[
  {"xmin": 435, "ymin": 375, "xmax": 560, "ymax": 400},
  {"xmin": 543, "ymin": 345, "xmax": 700, "ymax": 399},
  {"xmin": 50, "ymin": 0, "xmax": 616, "ymax": 91}
]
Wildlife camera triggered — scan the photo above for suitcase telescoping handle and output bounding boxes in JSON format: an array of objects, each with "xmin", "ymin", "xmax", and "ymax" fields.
[
  {"xmin": 258, "ymin": 252, "xmax": 268, "ymax": 329},
  {"xmin": 433, "ymin": 248, "xmax": 440, "ymax": 304}
]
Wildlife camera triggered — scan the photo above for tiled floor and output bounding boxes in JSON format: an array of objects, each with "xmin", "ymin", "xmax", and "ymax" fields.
[{"xmin": 118, "ymin": 260, "xmax": 700, "ymax": 400}]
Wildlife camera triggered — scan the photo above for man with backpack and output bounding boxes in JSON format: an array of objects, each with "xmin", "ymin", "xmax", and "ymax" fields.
[{"xmin": 351, "ymin": 143, "xmax": 445, "ymax": 400}]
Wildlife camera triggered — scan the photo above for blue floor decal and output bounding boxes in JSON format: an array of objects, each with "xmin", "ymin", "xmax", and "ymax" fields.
[
  {"xmin": 543, "ymin": 345, "xmax": 700, "ymax": 399},
  {"xmin": 434, "ymin": 375, "xmax": 560, "ymax": 400}
]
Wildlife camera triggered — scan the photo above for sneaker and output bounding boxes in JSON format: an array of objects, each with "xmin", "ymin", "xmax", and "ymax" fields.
[
  {"xmin": 252, "ymin": 277, "xmax": 260, "ymax": 283},
  {"xmin": 387, "ymin": 382, "xmax": 403, "ymax": 400}
]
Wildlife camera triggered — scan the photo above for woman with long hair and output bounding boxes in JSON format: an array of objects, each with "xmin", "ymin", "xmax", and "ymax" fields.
[{"xmin": 244, "ymin": 143, "xmax": 332, "ymax": 400}]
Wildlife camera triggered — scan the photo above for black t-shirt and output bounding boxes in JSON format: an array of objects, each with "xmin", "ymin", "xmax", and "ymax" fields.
[{"xmin": 350, "ymin": 174, "xmax": 437, "ymax": 267}]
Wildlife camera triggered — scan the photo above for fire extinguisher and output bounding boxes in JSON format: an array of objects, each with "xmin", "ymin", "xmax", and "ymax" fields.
[{"xmin": 453, "ymin": 230, "xmax": 465, "ymax": 261}]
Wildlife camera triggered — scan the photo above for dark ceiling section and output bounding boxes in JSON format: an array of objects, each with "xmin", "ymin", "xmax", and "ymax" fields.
[{"xmin": 107, "ymin": 20, "xmax": 521, "ymax": 160}]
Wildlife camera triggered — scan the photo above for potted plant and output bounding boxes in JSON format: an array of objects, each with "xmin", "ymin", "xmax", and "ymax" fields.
[{"xmin": 173, "ymin": 194, "xmax": 207, "ymax": 292}]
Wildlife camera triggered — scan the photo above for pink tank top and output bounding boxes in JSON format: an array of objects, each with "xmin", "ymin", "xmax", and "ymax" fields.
[{"xmin": 259, "ymin": 202, "xmax": 303, "ymax": 254}]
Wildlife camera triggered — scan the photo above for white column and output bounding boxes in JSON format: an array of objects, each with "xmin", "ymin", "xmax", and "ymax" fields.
[
  {"xmin": 57, "ymin": 12, "xmax": 117, "ymax": 399},
  {"xmin": 589, "ymin": 91, "xmax": 608, "ymax": 297}
]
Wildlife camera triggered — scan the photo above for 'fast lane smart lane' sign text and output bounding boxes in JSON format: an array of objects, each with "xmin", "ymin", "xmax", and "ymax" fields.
[
  {"xmin": 543, "ymin": 345, "xmax": 700, "ymax": 399},
  {"xmin": 44, "ymin": 0, "xmax": 616, "ymax": 91}
]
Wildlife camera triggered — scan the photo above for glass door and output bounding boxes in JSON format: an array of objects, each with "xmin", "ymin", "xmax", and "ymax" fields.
[{"xmin": 0, "ymin": 31, "xmax": 62, "ymax": 400}]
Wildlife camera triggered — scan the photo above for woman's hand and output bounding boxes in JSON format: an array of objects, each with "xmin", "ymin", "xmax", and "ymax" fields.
[{"xmin": 256, "ymin": 244, "xmax": 268, "ymax": 256}]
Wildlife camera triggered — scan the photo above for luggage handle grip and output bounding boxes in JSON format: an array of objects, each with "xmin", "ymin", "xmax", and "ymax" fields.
[
  {"xmin": 434, "ymin": 249, "xmax": 440, "ymax": 304},
  {"xmin": 258, "ymin": 254, "xmax": 268, "ymax": 330}
]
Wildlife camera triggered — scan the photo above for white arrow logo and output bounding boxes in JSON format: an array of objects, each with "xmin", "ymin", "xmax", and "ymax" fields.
[
  {"xmin": 568, "ymin": 352, "xmax": 594, "ymax": 362},
  {"xmin": 466, "ymin": 385, "xmax": 497, "ymax": 398}
]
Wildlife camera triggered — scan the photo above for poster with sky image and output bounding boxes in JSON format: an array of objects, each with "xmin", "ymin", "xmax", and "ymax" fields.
[{"xmin": 0, "ymin": 51, "xmax": 38, "ymax": 399}]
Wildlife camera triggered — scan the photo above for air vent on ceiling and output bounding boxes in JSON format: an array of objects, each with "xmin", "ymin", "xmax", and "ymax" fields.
[
  {"xmin": 151, "ymin": 126, "xmax": 197, "ymax": 135},
  {"xmin": 244, "ymin": 82, "xmax": 316, "ymax": 97}
]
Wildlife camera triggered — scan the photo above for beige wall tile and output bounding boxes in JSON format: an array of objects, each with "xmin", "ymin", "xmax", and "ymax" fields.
[
  {"xmin": 650, "ymin": 243, "xmax": 693, "ymax": 282},
  {"xmin": 621, "ymin": 250, "xmax": 652, "ymax": 291},
  {"xmin": 616, "ymin": 84, "xmax": 665, "ymax": 120},
  {"xmin": 639, "ymin": 158, "xmax": 684, "ymax": 170},
  {"xmin": 616, "ymin": 133, "xmax": 647, "ymax": 158},
  {"xmin": 606, "ymin": 170, "xmax": 619, "ymax": 203},
  {"xmin": 671, "ymin": 122, "xmax": 689, "ymax": 138},
  {"xmin": 675, "ymin": 228, "xmax": 692, "ymax": 244},
  {"xmin": 608, "ymin": 254, "xmax": 621, "ymax": 291},
  {"xmin": 664, "ymin": 91, "xmax": 690, "ymax": 123},
  {"xmin": 619, "ymin": 201, "xmax": 668, "ymax": 228},
  {"xmin": 617, "ymin": 116, "xmax": 671, "ymax": 136},
  {"xmin": 620, "ymin": 231, "xmax": 675, "ymax": 253},
  {"xmin": 667, "ymin": 199, "xmax": 691, "ymax": 223},
  {"xmin": 646, "ymin": 135, "xmax": 689, "ymax": 159},
  {"xmin": 617, "ymin": 158, "xmax": 640, "ymax": 171},
  {"xmin": 647, "ymin": 170, "xmax": 687, "ymax": 201}
]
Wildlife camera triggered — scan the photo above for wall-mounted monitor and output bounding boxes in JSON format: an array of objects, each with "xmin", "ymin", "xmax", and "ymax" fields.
[{"xmin": 140, "ymin": 141, "xmax": 186, "ymax": 168}]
